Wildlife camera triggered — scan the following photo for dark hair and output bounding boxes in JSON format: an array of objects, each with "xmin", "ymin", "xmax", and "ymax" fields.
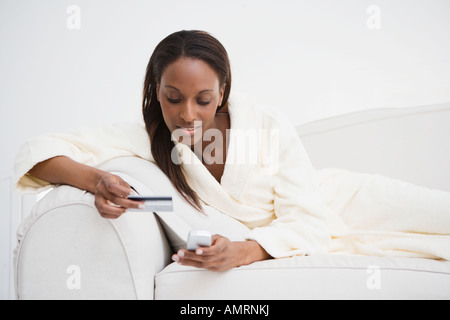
[{"xmin": 142, "ymin": 30, "xmax": 232, "ymax": 211}]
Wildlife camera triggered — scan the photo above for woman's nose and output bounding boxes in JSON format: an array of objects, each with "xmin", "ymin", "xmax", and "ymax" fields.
[{"xmin": 180, "ymin": 101, "xmax": 196, "ymax": 122}]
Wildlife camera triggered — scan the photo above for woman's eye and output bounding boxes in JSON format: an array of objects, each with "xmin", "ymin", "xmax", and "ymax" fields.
[
  {"xmin": 167, "ymin": 98, "xmax": 181, "ymax": 104},
  {"xmin": 197, "ymin": 100, "xmax": 211, "ymax": 106},
  {"xmin": 166, "ymin": 97, "xmax": 210, "ymax": 105}
]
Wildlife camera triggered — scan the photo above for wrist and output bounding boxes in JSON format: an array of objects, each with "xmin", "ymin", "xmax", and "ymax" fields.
[
  {"xmin": 239, "ymin": 240, "xmax": 271, "ymax": 266},
  {"xmin": 85, "ymin": 167, "xmax": 107, "ymax": 194}
]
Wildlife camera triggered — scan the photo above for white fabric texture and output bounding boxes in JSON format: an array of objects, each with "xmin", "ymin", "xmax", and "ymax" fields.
[
  {"xmin": 319, "ymin": 168, "xmax": 450, "ymax": 259},
  {"xmin": 155, "ymin": 255, "xmax": 450, "ymax": 300},
  {"xmin": 13, "ymin": 93, "xmax": 450, "ymax": 260}
]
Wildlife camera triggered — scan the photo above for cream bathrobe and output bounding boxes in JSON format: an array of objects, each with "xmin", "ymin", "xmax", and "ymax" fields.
[{"xmin": 14, "ymin": 94, "xmax": 450, "ymax": 260}]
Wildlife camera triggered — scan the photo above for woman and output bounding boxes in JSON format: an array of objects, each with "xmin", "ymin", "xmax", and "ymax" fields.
[{"xmin": 15, "ymin": 30, "xmax": 450, "ymax": 271}]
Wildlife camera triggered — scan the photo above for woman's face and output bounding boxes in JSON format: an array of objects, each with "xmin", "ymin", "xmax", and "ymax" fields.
[{"xmin": 157, "ymin": 57, "xmax": 225, "ymax": 146}]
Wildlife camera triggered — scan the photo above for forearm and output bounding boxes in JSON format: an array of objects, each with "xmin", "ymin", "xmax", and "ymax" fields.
[{"xmin": 28, "ymin": 156, "xmax": 106, "ymax": 193}]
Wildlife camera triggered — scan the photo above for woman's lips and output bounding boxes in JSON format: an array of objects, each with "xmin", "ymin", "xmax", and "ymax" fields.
[{"xmin": 177, "ymin": 126, "xmax": 201, "ymax": 136}]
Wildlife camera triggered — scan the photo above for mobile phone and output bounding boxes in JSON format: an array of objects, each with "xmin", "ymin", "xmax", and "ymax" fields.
[
  {"xmin": 127, "ymin": 195, "xmax": 173, "ymax": 212},
  {"xmin": 186, "ymin": 230, "xmax": 212, "ymax": 251}
]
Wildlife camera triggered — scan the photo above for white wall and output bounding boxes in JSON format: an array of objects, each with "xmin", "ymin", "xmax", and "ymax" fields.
[{"xmin": 1, "ymin": 0, "xmax": 449, "ymax": 299}]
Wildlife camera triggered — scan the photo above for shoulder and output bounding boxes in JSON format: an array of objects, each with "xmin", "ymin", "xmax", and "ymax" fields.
[
  {"xmin": 228, "ymin": 91, "xmax": 297, "ymax": 132},
  {"xmin": 230, "ymin": 93, "xmax": 298, "ymax": 139}
]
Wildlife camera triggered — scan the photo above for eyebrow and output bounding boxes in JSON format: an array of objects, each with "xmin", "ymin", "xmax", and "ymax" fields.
[{"xmin": 164, "ymin": 85, "xmax": 214, "ymax": 94}]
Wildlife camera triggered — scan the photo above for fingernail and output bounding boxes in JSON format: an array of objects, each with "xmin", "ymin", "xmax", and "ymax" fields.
[
  {"xmin": 177, "ymin": 250, "xmax": 185, "ymax": 257},
  {"xmin": 138, "ymin": 204, "xmax": 145, "ymax": 209},
  {"xmin": 196, "ymin": 249, "xmax": 203, "ymax": 255},
  {"xmin": 172, "ymin": 255, "xmax": 179, "ymax": 262}
]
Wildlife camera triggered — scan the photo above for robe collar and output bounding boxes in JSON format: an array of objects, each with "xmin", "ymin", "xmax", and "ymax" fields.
[{"xmin": 171, "ymin": 93, "xmax": 271, "ymax": 223}]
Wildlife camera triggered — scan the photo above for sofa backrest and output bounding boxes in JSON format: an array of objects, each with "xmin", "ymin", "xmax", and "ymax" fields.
[{"xmin": 297, "ymin": 102, "xmax": 450, "ymax": 193}]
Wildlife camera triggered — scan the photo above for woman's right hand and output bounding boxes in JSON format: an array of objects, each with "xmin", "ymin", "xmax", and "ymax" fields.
[
  {"xmin": 28, "ymin": 156, "xmax": 144, "ymax": 219},
  {"xmin": 94, "ymin": 173, "xmax": 144, "ymax": 219}
]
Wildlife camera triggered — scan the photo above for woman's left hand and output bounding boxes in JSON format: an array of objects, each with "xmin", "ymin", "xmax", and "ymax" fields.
[{"xmin": 172, "ymin": 234, "xmax": 271, "ymax": 272}]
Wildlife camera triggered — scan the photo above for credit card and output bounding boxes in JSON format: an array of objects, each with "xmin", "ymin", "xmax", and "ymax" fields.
[{"xmin": 127, "ymin": 195, "xmax": 173, "ymax": 212}]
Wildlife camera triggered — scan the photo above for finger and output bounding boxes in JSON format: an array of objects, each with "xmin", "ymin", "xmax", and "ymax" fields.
[
  {"xmin": 174, "ymin": 250, "xmax": 214, "ymax": 266},
  {"xmin": 100, "ymin": 212, "xmax": 122, "ymax": 220},
  {"xmin": 95, "ymin": 197, "xmax": 126, "ymax": 218},
  {"xmin": 173, "ymin": 250, "xmax": 220, "ymax": 268},
  {"xmin": 102, "ymin": 200, "xmax": 127, "ymax": 215},
  {"xmin": 176, "ymin": 249, "xmax": 204, "ymax": 261},
  {"xmin": 98, "ymin": 207, "xmax": 125, "ymax": 219},
  {"xmin": 196, "ymin": 235, "xmax": 227, "ymax": 256},
  {"xmin": 107, "ymin": 196, "xmax": 145, "ymax": 210},
  {"xmin": 100, "ymin": 178, "xmax": 145, "ymax": 210},
  {"xmin": 97, "ymin": 185, "xmax": 144, "ymax": 210},
  {"xmin": 172, "ymin": 254, "xmax": 206, "ymax": 269},
  {"xmin": 173, "ymin": 251, "xmax": 226, "ymax": 272}
]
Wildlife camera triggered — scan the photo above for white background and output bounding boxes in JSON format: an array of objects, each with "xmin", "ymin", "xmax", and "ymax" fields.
[{"xmin": 1, "ymin": 0, "xmax": 449, "ymax": 299}]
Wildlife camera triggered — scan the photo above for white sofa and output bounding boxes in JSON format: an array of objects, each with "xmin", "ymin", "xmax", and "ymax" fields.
[{"xmin": 13, "ymin": 102, "xmax": 450, "ymax": 300}]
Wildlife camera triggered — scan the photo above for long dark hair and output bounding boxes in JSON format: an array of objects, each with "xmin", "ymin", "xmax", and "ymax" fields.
[{"xmin": 142, "ymin": 30, "xmax": 232, "ymax": 211}]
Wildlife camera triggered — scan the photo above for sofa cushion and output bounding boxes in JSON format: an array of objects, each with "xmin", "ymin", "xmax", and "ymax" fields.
[{"xmin": 155, "ymin": 254, "xmax": 450, "ymax": 300}]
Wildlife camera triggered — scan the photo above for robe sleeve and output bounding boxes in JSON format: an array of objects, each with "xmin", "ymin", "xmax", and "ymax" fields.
[
  {"xmin": 13, "ymin": 122, "xmax": 152, "ymax": 194},
  {"xmin": 246, "ymin": 112, "xmax": 335, "ymax": 258}
]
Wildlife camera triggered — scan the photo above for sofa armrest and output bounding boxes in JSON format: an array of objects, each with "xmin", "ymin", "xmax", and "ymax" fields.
[{"xmin": 14, "ymin": 184, "xmax": 172, "ymax": 300}]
